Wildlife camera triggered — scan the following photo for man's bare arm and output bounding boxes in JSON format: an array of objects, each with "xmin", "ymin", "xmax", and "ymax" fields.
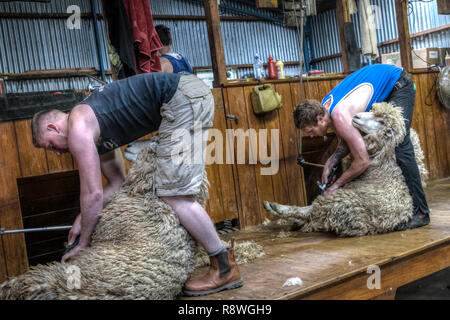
[
  {"xmin": 322, "ymin": 138, "xmax": 350, "ymax": 184},
  {"xmin": 68, "ymin": 127, "xmax": 103, "ymax": 249},
  {"xmin": 327, "ymin": 110, "xmax": 370, "ymax": 191},
  {"xmin": 100, "ymin": 148, "xmax": 126, "ymax": 207}
]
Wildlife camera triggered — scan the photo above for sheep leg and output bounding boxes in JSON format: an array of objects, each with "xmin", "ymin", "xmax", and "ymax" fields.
[{"xmin": 263, "ymin": 201, "xmax": 312, "ymax": 220}]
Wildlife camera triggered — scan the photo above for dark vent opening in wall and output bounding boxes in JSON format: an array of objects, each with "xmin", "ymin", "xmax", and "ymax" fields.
[
  {"xmin": 215, "ymin": 219, "xmax": 240, "ymax": 235},
  {"xmin": 17, "ymin": 170, "xmax": 80, "ymax": 266}
]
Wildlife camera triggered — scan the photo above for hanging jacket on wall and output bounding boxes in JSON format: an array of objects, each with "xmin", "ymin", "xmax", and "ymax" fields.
[
  {"xmin": 103, "ymin": 0, "xmax": 136, "ymax": 79},
  {"xmin": 123, "ymin": 0, "xmax": 162, "ymax": 73}
]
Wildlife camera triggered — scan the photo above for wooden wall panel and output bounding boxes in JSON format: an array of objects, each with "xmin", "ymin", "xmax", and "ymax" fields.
[
  {"xmin": 425, "ymin": 73, "xmax": 450, "ymax": 179},
  {"xmin": 224, "ymin": 86, "xmax": 262, "ymax": 228},
  {"xmin": 410, "ymin": 74, "xmax": 430, "ymax": 173},
  {"xmin": 14, "ymin": 119, "xmax": 48, "ymax": 177},
  {"xmin": 46, "ymin": 151, "xmax": 74, "ymax": 173},
  {"xmin": 262, "ymin": 94, "xmax": 290, "ymax": 210},
  {"xmin": 242, "ymin": 85, "xmax": 277, "ymax": 223},
  {"xmin": 275, "ymin": 83, "xmax": 307, "ymax": 207},
  {"xmin": 204, "ymin": 89, "xmax": 239, "ymax": 223},
  {"xmin": 0, "ymin": 122, "xmax": 21, "ymax": 204},
  {"xmin": 0, "ymin": 238, "xmax": 7, "ymax": 282},
  {"xmin": 418, "ymin": 74, "xmax": 439, "ymax": 180},
  {"xmin": 0, "ymin": 204, "xmax": 29, "ymax": 277},
  {"xmin": 268, "ymin": 110, "xmax": 291, "ymax": 206},
  {"xmin": 222, "ymin": 83, "xmax": 313, "ymax": 227},
  {"xmin": 411, "ymin": 72, "xmax": 450, "ymax": 181},
  {"xmin": 289, "ymin": 82, "xmax": 309, "ymax": 204},
  {"xmin": 0, "ymin": 121, "xmax": 29, "ymax": 278}
]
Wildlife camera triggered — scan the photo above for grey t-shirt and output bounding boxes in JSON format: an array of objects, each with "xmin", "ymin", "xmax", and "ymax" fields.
[{"xmin": 81, "ymin": 72, "xmax": 181, "ymax": 154}]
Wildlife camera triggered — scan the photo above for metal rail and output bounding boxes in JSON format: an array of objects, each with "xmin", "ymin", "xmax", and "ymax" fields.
[{"xmin": 0, "ymin": 226, "xmax": 72, "ymax": 235}]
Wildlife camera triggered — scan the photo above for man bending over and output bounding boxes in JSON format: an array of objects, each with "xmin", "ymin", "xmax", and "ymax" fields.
[{"xmin": 293, "ymin": 64, "xmax": 429, "ymax": 230}]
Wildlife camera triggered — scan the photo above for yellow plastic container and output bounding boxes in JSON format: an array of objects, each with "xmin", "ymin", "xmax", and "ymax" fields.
[{"xmin": 276, "ymin": 59, "xmax": 285, "ymax": 79}]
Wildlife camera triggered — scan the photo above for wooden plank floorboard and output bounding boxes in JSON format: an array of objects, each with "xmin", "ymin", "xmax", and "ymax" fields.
[{"xmin": 183, "ymin": 178, "xmax": 450, "ymax": 300}]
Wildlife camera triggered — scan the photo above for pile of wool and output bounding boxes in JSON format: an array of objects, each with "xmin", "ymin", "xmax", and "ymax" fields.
[{"xmin": 194, "ymin": 240, "xmax": 265, "ymax": 268}]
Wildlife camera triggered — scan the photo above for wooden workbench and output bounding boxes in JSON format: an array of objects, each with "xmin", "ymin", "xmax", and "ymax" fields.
[{"xmin": 184, "ymin": 178, "xmax": 450, "ymax": 300}]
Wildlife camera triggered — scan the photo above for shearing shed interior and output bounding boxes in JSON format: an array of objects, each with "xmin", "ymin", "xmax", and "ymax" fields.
[{"xmin": 0, "ymin": 0, "xmax": 449, "ymax": 301}]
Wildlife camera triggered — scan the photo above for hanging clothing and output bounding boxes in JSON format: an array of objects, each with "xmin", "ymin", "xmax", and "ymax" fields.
[
  {"xmin": 123, "ymin": 0, "xmax": 162, "ymax": 73},
  {"xmin": 103, "ymin": 0, "xmax": 136, "ymax": 79},
  {"xmin": 358, "ymin": 0, "xmax": 379, "ymax": 59}
]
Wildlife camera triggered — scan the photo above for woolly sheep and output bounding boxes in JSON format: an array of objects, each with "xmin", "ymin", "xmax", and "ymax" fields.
[
  {"xmin": 0, "ymin": 137, "xmax": 264, "ymax": 299},
  {"xmin": 1, "ymin": 139, "xmax": 201, "ymax": 299},
  {"xmin": 264, "ymin": 102, "xmax": 428, "ymax": 237}
]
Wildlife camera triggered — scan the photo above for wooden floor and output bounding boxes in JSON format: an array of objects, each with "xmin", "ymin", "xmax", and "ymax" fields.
[{"xmin": 184, "ymin": 178, "xmax": 450, "ymax": 300}]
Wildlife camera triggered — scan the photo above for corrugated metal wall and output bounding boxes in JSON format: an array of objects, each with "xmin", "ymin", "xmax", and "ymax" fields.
[
  {"xmin": 0, "ymin": 0, "xmax": 111, "ymax": 93},
  {"xmin": 310, "ymin": 0, "xmax": 450, "ymax": 73},
  {"xmin": 309, "ymin": 9, "xmax": 342, "ymax": 72},
  {"xmin": 1, "ymin": 0, "xmax": 448, "ymax": 92},
  {"xmin": 152, "ymin": 0, "xmax": 302, "ymax": 77}
]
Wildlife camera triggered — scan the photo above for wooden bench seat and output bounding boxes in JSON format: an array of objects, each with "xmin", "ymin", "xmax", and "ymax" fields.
[{"xmin": 184, "ymin": 178, "xmax": 450, "ymax": 300}]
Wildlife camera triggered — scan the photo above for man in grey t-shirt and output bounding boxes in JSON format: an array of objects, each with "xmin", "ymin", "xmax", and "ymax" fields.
[{"xmin": 31, "ymin": 72, "xmax": 243, "ymax": 296}]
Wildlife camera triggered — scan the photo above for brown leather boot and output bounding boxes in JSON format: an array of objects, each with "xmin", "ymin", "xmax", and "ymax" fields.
[{"xmin": 183, "ymin": 240, "xmax": 243, "ymax": 296}]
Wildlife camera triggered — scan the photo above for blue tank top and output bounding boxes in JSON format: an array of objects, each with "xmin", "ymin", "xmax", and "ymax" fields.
[
  {"xmin": 81, "ymin": 72, "xmax": 181, "ymax": 154},
  {"xmin": 161, "ymin": 53, "xmax": 193, "ymax": 74},
  {"xmin": 321, "ymin": 64, "xmax": 403, "ymax": 116}
]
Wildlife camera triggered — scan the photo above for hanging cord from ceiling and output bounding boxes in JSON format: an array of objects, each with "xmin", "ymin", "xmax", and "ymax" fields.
[{"xmin": 292, "ymin": 0, "xmax": 311, "ymax": 100}]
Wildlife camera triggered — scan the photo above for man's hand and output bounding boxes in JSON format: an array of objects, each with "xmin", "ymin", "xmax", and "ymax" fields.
[
  {"xmin": 324, "ymin": 183, "xmax": 340, "ymax": 196},
  {"xmin": 62, "ymin": 242, "xmax": 86, "ymax": 263},
  {"xmin": 321, "ymin": 163, "xmax": 333, "ymax": 185},
  {"xmin": 67, "ymin": 214, "xmax": 82, "ymax": 245},
  {"xmin": 322, "ymin": 139, "xmax": 349, "ymax": 185}
]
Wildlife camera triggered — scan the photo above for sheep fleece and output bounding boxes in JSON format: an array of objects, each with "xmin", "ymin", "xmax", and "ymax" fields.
[
  {"xmin": 0, "ymin": 146, "xmax": 203, "ymax": 299},
  {"xmin": 264, "ymin": 102, "xmax": 428, "ymax": 237}
]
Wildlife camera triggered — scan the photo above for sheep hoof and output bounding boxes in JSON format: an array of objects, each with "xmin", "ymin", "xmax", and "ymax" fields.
[
  {"xmin": 263, "ymin": 201, "xmax": 277, "ymax": 215},
  {"xmin": 263, "ymin": 201, "xmax": 291, "ymax": 216}
]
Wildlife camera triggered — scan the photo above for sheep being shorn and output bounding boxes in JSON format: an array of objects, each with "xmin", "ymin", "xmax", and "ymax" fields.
[
  {"xmin": 0, "ymin": 138, "xmax": 264, "ymax": 300},
  {"xmin": 264, "ymin": 102, "xmax": 428, "ymax": 237},
  {"xmin": 0, "ymin": 139, "xmax": 200, "ymax": 299}
]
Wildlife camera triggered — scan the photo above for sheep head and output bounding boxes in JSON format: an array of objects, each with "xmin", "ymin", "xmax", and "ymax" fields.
[{"xmin": 352, "ymin": 102, "xmax": 406, "ymax": 163}]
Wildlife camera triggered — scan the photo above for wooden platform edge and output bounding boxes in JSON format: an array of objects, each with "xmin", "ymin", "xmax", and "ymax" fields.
[{"xmin": 277, "ymin": 239, "xmax": 450, "ymax": 300}]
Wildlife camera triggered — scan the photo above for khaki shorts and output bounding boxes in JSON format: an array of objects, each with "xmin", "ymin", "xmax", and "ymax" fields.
[{"xmin": 155, "ymin": 74, "xmax": 214, "ymax": 197}]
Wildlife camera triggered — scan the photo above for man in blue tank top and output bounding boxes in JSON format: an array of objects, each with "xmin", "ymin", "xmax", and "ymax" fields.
[
  {"xmin": 30, "ymin": 72, "xmax": 243, "ymax": 296},
  {"xmin": 293, "ymin": 64, "xmax": 430, "ymax": 230},
  {"xmin": 156, "ymin": 24, "xmax": 194, "ymax": 74}
]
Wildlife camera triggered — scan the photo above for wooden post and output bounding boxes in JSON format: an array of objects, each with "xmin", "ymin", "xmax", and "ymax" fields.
[
  {"xmin": 204, "ymin": 0, "xmax": 227, "ymax": 88},
  {"xmin": 395, "ymin": 0, "xmax": 412, "ymax": 72},
  {"xmin": 256, "ymin": 0, "xmax": 278, "ymax": 8},
  {"xmin": 336, "ymin": 0, "xmax": 351, "ymax": 73},
  {"xmin": 437, "ymin": 0, "xmax": 450, "ymax": 14}
]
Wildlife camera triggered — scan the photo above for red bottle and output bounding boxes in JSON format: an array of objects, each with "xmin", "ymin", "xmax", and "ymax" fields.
[{"xmin": 268, "ymin": 55, "xmax": 278, "ymax": 80}]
